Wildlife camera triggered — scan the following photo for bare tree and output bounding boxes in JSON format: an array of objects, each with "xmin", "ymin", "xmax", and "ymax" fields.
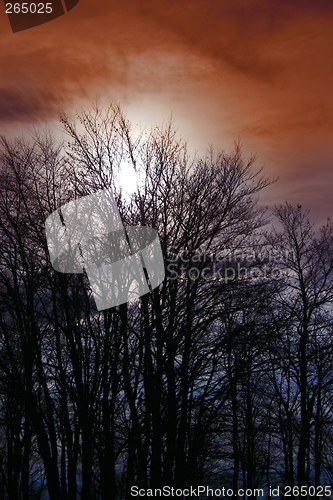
[
  {"xmin": 5, "ymin": 104, "xmax": 333, "ymax": 500},
  {"xmin": 267, "ymin": 204, "xmax": 333, "ymax": 492}
]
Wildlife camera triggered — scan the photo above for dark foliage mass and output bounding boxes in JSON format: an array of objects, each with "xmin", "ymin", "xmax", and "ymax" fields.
[{"xmin": 0, "ymin": 103, "xmax": 333, "ymax": 499}]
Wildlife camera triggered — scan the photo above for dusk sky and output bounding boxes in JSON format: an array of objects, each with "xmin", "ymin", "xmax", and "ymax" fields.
[{"xmin": 1, "ymin": 0, "xmax": 333, "ymax": 223}]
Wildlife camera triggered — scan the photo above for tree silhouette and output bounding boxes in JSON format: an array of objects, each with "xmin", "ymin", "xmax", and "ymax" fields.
[{"xmin": 0, "ymin": 103, "xmax": 332, "ymax": 499}]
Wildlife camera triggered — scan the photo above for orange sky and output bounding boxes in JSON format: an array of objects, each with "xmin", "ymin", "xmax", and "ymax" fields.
[{"xmin": 1, "ymin": 0, "xmax": 333, "ymax": 223}]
